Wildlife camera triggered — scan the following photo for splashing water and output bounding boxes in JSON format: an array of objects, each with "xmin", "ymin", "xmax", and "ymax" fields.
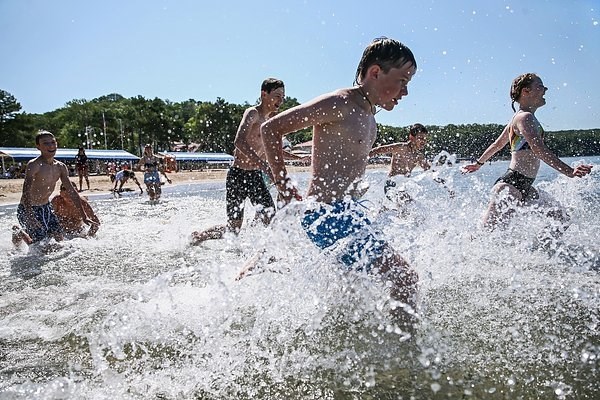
[{"xmin": 0, "ymin": 157, "xmax": 598, "ymax": 399}]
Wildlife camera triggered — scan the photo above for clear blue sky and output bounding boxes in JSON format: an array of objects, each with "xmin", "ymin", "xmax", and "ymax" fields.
[{"xmin": 1, "ymin": 0, "xmax": 599, "ymax": 131}]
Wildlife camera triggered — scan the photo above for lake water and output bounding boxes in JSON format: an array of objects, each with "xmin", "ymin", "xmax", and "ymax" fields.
[{"xmin": 0, "ymin": 156, "xmax": 598, "ymax": 399}]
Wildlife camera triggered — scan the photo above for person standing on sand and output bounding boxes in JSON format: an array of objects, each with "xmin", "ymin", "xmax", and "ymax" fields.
[
  {"xmin": 190, "ymin": 78, "xmax": 299, "ymax": 245},
  {"xmin": 75, "ymin": 147, "xmax": 90, "ymax": 192},
  {"xmin": 15, "ymin": 131, "xmax": 94, "ymax": 245},
  {"xmin": 461, "ymin": 72, "xmax": 592, "ymax": 229},
  {"xmin": 239, "ymin": 38, "xmax": 419, "ymax": 320}
]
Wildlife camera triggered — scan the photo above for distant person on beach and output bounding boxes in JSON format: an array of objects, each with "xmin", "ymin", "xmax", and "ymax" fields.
[
  {"xmin": 239, "ymin": 38, "xmax": 419, "ymax": 319},
  {"xmin": 461, "ymin": 72, "xmax": 592, "ymax": 229},
  {"xmin": 191, "ymin": 78, "xmax": 294, "ymax": 245},
  {"xmin": 113, "ymin": 169, "xmax": 143, "ymax": 195},
  {"xmin": 75, "ymin": 147, "xmax": 90, "ymax": 192},
  {"xmin": 107, "ymin": 161, "xmax": 117, "ymax": 182},
  {"xmin": 13, "ymin": 130, "xmax": 94, "ymax": 246},
  {"xmin": 138, "ymin": 144, "xmax": 172, "ymax": 201}
]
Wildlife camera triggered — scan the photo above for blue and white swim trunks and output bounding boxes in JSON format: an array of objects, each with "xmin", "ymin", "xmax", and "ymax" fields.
[
  {"xmin": 17, "ymin": 203, "xmax": 63, "ymax": 243},
  {"xmin": 301, "ymin": 200, "xmax": 387, "ymax": 271}
]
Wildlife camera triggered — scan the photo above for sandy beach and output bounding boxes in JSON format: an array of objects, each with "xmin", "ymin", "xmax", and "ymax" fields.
[{"xmin": 0, "ymin": 167, "xmax": 316, "ymax": 206}]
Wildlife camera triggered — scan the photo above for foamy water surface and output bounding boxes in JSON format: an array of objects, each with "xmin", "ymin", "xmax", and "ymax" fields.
[{"xmin": 0, "ymin": 157, "xmax": 598, "ymax": 399}]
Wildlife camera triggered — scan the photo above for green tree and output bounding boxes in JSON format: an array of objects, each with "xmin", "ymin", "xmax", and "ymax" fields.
[{"xmin": 0, "ymin": 89, "xmax": 22, "ymax": 145}]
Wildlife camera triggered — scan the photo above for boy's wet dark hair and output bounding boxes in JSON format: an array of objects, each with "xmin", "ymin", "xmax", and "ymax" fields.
[
  {"xmin": 409, "ymin": 123, "xmax": 428, "ymax": 137},
  {"xmin": 35, "ymin": 130, "xmax": 55, "ymax": 145},
  {"xmin": 261, "ymin": 78, "xmax": 285, "ymax": 93},
  {"xmin": 354, "ymin": 37, "xmax": 417, "ymax": 85},
  {"xmin": 510, "ymin": 73, "xmax": 539, "ymax": 112}
]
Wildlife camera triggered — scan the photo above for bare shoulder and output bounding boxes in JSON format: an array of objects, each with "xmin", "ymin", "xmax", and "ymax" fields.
[
  {"xmin": 301, "ymin": 88, "xmax": 360, "ymax": 116},
  {"xmin": 242, "ymin": 106, "xmax": 260, "ymax": 121},
  {"xmin": 25, "ymin": 158, "xmax": 39, "ymax": 173},
  {"xmin": 378, "ymin": 141, "xmax": 411, "ymax": 154},
  {"xmin": 395, "ymin": 141, "xmax": 411, "ymax": 152},
  {"xmin": 55, "ymin": 160, "xmax": 70, "ymax": 174},
  {"xmin": 514, "ymin": 111, "xmax": 540, "ymax": 133},
  {"xmin": 513, "ymin": 110, "xmax": 537, "ymax": 127}
]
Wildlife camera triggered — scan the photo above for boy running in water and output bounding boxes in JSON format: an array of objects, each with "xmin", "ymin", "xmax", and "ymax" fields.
[{"xmin": 15, "ymin": 130, "xmax": 94, "ymax": 244}]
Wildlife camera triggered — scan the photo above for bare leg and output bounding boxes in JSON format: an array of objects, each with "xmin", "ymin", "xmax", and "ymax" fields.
[
  {"xmin": 190, "ymin": 225, "xmax": 227, "ymax": 244},
  {"xmin": 146, "ymin": 184, "xmax": 156, "ymax": 200},
  {"xmin": 374, "ymin": 246, "xmax": 419, "ymax": 322},
  {"xmin": 190, "ymin": 220, "xmax": 242, "ymax": 245},
  {"xmin": 482, "ymin": 183, "xmax": 521, "ymax": 230}
]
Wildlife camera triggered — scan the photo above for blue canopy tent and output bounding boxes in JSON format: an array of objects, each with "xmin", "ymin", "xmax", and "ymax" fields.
[
  {"xmin": 161, "ymin": 152, "xmax": 234, "ymax": 170},
  {"xmin": 0, "ymin": 147, "xmax": 140, "ymax": 176}
]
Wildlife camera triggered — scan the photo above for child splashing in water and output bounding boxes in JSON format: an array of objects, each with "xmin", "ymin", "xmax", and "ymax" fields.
[
  {"xmin": 462, "ymin": 73, "xmax": 592, "ymax": 230},
  {"xmin": 138, "ymin": 144, "xmax": 172, "ymax": 202},
  {"xmin": 240, "ymin": 38, "xmax": 420, "ymax": 322}
]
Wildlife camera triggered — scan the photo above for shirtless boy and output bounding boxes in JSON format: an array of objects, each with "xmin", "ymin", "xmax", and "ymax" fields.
[
  {"xmin": 246, "ymin": 38, "xmax": 420, "ymax": 318},
  {"xmin": 15, "ymin": 131, "xmax": 94, "ymax": 244},
  {"xmin": 191, "ymin": 78, "xmax": 289, "ymax": 245},
  {"xmin": 369, "ymin": 123, "xmax": 430, "ymax": 202}
]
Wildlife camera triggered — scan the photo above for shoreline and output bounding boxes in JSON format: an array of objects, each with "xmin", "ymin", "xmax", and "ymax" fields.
[
  {"xmin": 0, "ymin": 167, "xmax": 318, "ymax": 207},
  {"xmin": 0, "ymin": 169, "xmax": 232, "ymax": 207}
]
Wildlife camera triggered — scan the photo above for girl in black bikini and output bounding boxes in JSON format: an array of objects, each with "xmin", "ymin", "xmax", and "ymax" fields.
[{"xmin": 462, "ymin": 73, "xmax": 592, "ymax": 229}]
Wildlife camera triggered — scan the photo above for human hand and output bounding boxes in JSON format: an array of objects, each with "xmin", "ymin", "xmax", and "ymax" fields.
[
  {"xmin": 461, "ymin": 163, "xmax": 481, "ymax": 174},
  {"xmin": 572, "ymin": 164, "xmax": 593, "ymax": 177}
]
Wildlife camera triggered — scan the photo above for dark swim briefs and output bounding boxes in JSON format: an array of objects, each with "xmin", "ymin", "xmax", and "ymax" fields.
[
  {"xmin": 225, "ymin": 166, "xmax": 275, "ymax": 221},
  {"xmin": 495, "ymin": 168, "xmax": 539, "ymax": 202},
  {"xmin": 17, "ymin": 203, "xmax": 63, "ymax": 243}
]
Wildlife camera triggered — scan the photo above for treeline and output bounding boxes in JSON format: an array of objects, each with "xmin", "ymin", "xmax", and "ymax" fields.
[{"xmin": 1, "ymin": 89, "xmax": 598, "ymax": 159}]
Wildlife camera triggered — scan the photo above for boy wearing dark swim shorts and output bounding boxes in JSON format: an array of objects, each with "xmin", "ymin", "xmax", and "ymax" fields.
[
  {"xmin": 191, "ymin": 78, "xmax": 291, "ymax": 245},
  {"xmin": 16, "ymin": 130, "xmax": 94, "ymax": 244}
]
